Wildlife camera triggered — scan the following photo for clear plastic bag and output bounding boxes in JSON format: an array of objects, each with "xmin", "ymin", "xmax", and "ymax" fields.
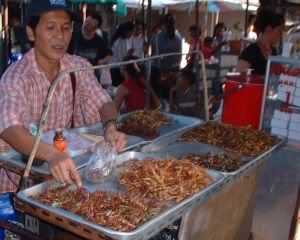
[{"xmin": 84, "ymin": 142, "xmax": 117, "ymax": 183}]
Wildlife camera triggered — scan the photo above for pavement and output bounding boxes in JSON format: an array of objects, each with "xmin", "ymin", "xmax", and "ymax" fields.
[{"xmin": 251, "ymin": 147, "xmax": 300, "ymax": 240}]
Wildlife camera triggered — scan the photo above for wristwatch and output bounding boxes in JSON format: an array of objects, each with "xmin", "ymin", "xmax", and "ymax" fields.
[{"xmin": 104, "ymin": 119, "xmax": 118, "ymax": 131}]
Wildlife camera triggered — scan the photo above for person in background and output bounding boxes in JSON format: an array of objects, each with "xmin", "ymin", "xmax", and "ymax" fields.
[
  {"xmin": 9, "ymin": 15, "xmax": 30, "ymax": 54},
  {"xmin": 0, "ymin": 0, "xmax": 127, "ymax": 194},
  {"xmin": 236, "ymin": 10, "xmax": 285, "ymax": 75},
  {"xmin": 114, "ymin": 56, "xmax": 159, "ymax": 113},
  {"xmin": 186, "ymin": 25, "xmax": 202, "ymax": 69},
  {"xmin": 212, "ymin": 22, "xmax": 227, "ymax": 54},
  {"xmin": 69, "ymin": 12, "xmax": 112, "ymax": 66},
  {"xmin": 244, "ymin": 14, "xmax": 257, "ymax": 40},
  {"xmin": 151, "ymin": 14, "xmax": 182, "ymax": 109},
  {"xmin": 169, "ymin": 68, "xmax": 201, "ymax": 118},
  {"xmin": 202, "ymin": 36, "xmax": 214, "ymax": 60},
  {"xmin": 110, "ymin": 21, "xmax": 134, "ymax": 86},
  {"xmin": 129, "ymin": 19, "xmax": 145, "ymax": 59}
]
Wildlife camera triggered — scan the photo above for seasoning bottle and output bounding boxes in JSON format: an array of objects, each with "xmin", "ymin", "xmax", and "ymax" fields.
[{"xmin": 53, "ymin": 129, "xmax": 67, "ymax": 152}]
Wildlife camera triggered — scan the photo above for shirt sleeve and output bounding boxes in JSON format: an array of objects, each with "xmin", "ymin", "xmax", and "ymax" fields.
[
  {"xmin": 112, "ymin": 39, "xmax": 126, "ymax": 63},
  {"xmin": 239, "ymin": 44, "xmax": 257, "ymax": 66},
  {"xmin": 0, "ymin": 81, "xmax": 30, "ymax": 134},
  {"xmin": 77, "ymin": 61, "xmax": 112, "ymax": 124}
]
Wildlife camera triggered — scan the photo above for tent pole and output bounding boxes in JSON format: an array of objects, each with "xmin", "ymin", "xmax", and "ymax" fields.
[
  {"xmin": 244, "ymin": 0, "xmax": 249, "ymax": 37},
  {"xmin": 145, "ymin": 0, "xmax": 152, "ymax": 109},
  {"xmin": 3, "ymin": 0, "xmax": 8, "ymax": 71},
  {"xmin": 195, "ymin": 0, "xmax": 201, "ymax": 116}
]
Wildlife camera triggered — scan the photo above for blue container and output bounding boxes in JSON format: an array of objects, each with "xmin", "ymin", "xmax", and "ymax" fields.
[{"xmin": 0, "ymin": 193, "xmax": 16, "ymax": 240}]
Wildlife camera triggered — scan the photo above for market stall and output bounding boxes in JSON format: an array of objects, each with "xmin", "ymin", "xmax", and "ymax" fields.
[
  {"xmin": 12, "ymin": 119, "xmax": 285, "ymax": 240},
  {"xmin": 0, "ymin": 48, "xmax": 289, "ymax": 240}
]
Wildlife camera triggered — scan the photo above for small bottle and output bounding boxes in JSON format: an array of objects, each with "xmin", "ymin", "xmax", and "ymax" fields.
[{"xmin": 53, "ymin": 129, "xmax": 67, "ymax": 152}]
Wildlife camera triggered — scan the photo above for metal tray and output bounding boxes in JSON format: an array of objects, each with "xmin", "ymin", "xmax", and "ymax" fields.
[
  {"xmin": 141, "ymin": 125, "xmax": 287, "ymax": 179},
  {"xmin": 72, "ymin": 122, "xmax": 145, "ymax": 152},
  {"xmin": 17, "ymin": 151, "xmax": 225, "ymax": 240},
  {"xmin": 118, "ymin": 112, "xmax": 202, "ymax": 144},
  {"xmin": 0, "ymin": 123, "xmax": 143, "ymax": 176}
]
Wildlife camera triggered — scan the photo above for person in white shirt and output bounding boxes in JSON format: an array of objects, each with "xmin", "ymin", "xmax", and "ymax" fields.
[{"xmin": 110, "ymin": 22, "xmax": 134, "ymax": 86}]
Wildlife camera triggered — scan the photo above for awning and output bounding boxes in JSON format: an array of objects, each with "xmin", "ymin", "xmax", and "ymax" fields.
[{"xmin": 123, "ymin": 0, "xmax": 259, "ymax": 11}]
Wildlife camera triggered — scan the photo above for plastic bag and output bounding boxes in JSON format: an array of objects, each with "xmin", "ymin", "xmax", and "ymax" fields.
[{"xmin": 84, "ymin": 142, "xmax": 117, "ymax": 183}]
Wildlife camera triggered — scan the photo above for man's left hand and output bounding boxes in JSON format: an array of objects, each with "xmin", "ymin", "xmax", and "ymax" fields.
[{"xmin": 104, "ymin": 124, "xmax": 127, "ymax": 152}]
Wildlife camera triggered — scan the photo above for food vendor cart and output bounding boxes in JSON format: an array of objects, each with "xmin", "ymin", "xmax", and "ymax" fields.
[{"xmin": 0, "ymin": 54, "xmax": 291, "ymax": 240}]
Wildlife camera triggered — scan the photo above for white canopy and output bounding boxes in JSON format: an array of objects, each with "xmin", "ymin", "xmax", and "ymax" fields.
[{"xmin": 124, "ymin": 0, "xmax": 259, "ymax": 11}]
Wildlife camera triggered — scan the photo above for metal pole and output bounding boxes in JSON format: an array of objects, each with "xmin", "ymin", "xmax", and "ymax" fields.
[
  {"xmin": 195, "ymin": 0, "xmax": 201, "ymax": 118},
  {"xmin": 3, "ymin": 0, "xmax": 8, "ymax": 71},
  {"xmin": 244, "ymin": 0, "xmax": 249, "ymax": 38},
  {"xmin": 0, "ymin": 2, "xmax": 3, "ymax": 75},
  {"xmin": 145, "ymin": 0, "xmax": 152, "ymax": 109}
]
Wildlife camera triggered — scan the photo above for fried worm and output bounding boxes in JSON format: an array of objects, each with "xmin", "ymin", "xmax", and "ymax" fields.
[
  {"xmin": 182, "ymin": 153, "xmax": 246, "ymax": 172},
  {"xmin": 179, "ymin": 122, "xmax": 280, "ymax": 156},
  {"xmin": 118, "ymin": 110, "xmax": 172, "ymax": 140},
  {"xmin": 118, "ymin": 158, "xmax": 213, "ymax": 203},
  {"xmin": 33, "ymin": 187, "xmax": 164, "ymax": 232}
]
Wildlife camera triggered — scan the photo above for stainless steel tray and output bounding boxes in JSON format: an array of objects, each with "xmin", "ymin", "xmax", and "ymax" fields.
[
  {"xmin": 118, "ymin": 112, "xmax": 202, "ymax": 143},
  {"xmin": 17, "ymin": 151, "xmax": 225, "ymax": 240},
  {"xmin": 141, "ymin": 125, "xmax": 287, "ymax": 179},
  {"xmin": 0, "ymin": 150, "xmax": 93, "ymax": 176},
  {"xmin": 72, "ymin": 122, "xmax": 145, "ymax": 152},
  {"xmin": 0, "ymin": 123, "xmax": 143, "ymax": 176}
]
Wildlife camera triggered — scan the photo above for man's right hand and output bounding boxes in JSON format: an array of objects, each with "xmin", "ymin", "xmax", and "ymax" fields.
[{"xmin": 48, "ymin": 152, "xmax": 82, "ymax": 187}]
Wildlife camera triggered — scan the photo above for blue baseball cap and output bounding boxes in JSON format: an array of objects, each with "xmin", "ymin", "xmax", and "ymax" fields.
[{"xmin": 25, "ymin": 0, "xmax": 82, "ymax": 24}]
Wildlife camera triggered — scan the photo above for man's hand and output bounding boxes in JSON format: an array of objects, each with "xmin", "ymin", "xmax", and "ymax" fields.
[
  {"xmin": 48, "ymin": 152, "xmax": 82, "ymax": 187},
  {"xmin": 104, "ymin": 124, "xmax": 127, "ymax": 152}
]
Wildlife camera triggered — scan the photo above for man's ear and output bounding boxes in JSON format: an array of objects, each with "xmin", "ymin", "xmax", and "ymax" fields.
[{"xmin": 26, "ymin": 26, "xmax": 35, "ymax": 42}]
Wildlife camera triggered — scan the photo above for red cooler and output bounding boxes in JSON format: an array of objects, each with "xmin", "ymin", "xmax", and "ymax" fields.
[{"xmin": 221, "ymin": 74, "xmax": 265, "ymax": 130}]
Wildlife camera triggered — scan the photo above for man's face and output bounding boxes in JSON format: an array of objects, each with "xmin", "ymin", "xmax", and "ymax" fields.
[
  {"xmin": 83, "ymin": 16, "xmax": 98, "ymax": 34},
  {"xmin": 27, "ymin": 10, "xmax": 72, "ymax": 62}
]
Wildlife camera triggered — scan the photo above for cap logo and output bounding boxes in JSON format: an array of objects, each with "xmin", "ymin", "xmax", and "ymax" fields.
[{"xmin": 50, "ymin": 0, "xmax": 67, "ymax": 6}]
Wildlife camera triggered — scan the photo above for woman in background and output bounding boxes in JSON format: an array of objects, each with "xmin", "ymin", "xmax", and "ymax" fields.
[{"xmin": 236, "ymin": 10, "xmax": 285, "ymax": 75}]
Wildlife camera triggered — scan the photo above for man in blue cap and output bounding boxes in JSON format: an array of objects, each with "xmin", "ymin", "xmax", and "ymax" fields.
[{"xmin": 0, "ymin": 0, "xmax": 127, "ymax": 193}]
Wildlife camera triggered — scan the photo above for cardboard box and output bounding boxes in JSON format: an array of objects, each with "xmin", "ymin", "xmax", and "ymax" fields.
[
  {"xmin": 271, "ymin": 117, "xmax": 289, "ymax": 129},
  {"xmin": 289, "ymin": 121, "xmax": 300, "ymax": 131},
  {"xmin": 291, "ymin": 112, "xmax": 300, "ymax": 122},
  {"xmin": 295, "ymin": 88, "xmax": 300, "ymax": 97},
  {"xmin": 288, "ymin": 130, "xmax": 300, "ymax": 141},
  {"xmin": 273, "ymin": 109, "xmax": 292, "ymax": 121},
  {"xmin": 271, "ymin": 127, "xmax": 288, "ymax": 137},
  {"xmin": 277, "ymin": 91, "xmax": 294, "ymax": 104},
  {"xmin": 293, "ymin": 96, "xmax": 300, "ymax": 106}
]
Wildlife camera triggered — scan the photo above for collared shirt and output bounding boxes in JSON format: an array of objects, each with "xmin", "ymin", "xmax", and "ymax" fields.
[{"xmin": 0, "ymin": 48, "xmax": 111, "ymax": 193}]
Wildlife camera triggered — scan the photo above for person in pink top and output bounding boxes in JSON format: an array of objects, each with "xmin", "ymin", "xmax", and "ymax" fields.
[{"xmin": 0, "ymin": 0, "xmax": 127, "ymax": 194}]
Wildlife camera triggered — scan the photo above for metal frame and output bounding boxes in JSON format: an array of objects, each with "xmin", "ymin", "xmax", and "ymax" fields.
[{"xmin": 259, "ymin": 56, "xmax": 300, "ymax": 130}]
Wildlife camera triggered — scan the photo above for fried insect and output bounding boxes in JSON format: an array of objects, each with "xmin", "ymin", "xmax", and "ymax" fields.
[
  {"xmin": 118, "ymin": 158, "xmax": 213, "ymax": 203},
  {"xmin": 118, "ymin": 110, "xmax": 172, "ymax": 140},
  {"xmin": 33, "ymin": 187, "xmax": 163, "ymax": 232},
  {"xmin": 179, "ymin": 122, "xmax": 280, "ymax": 156},
  {"xmin": 182, "ymin": 153, "xmax": 246, "ymax": 172}
]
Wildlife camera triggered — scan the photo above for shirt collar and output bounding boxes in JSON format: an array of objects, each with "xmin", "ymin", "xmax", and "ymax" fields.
[{"xmin": 27, "ymin": 48, "xmax": 71, "ymax": 76}]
